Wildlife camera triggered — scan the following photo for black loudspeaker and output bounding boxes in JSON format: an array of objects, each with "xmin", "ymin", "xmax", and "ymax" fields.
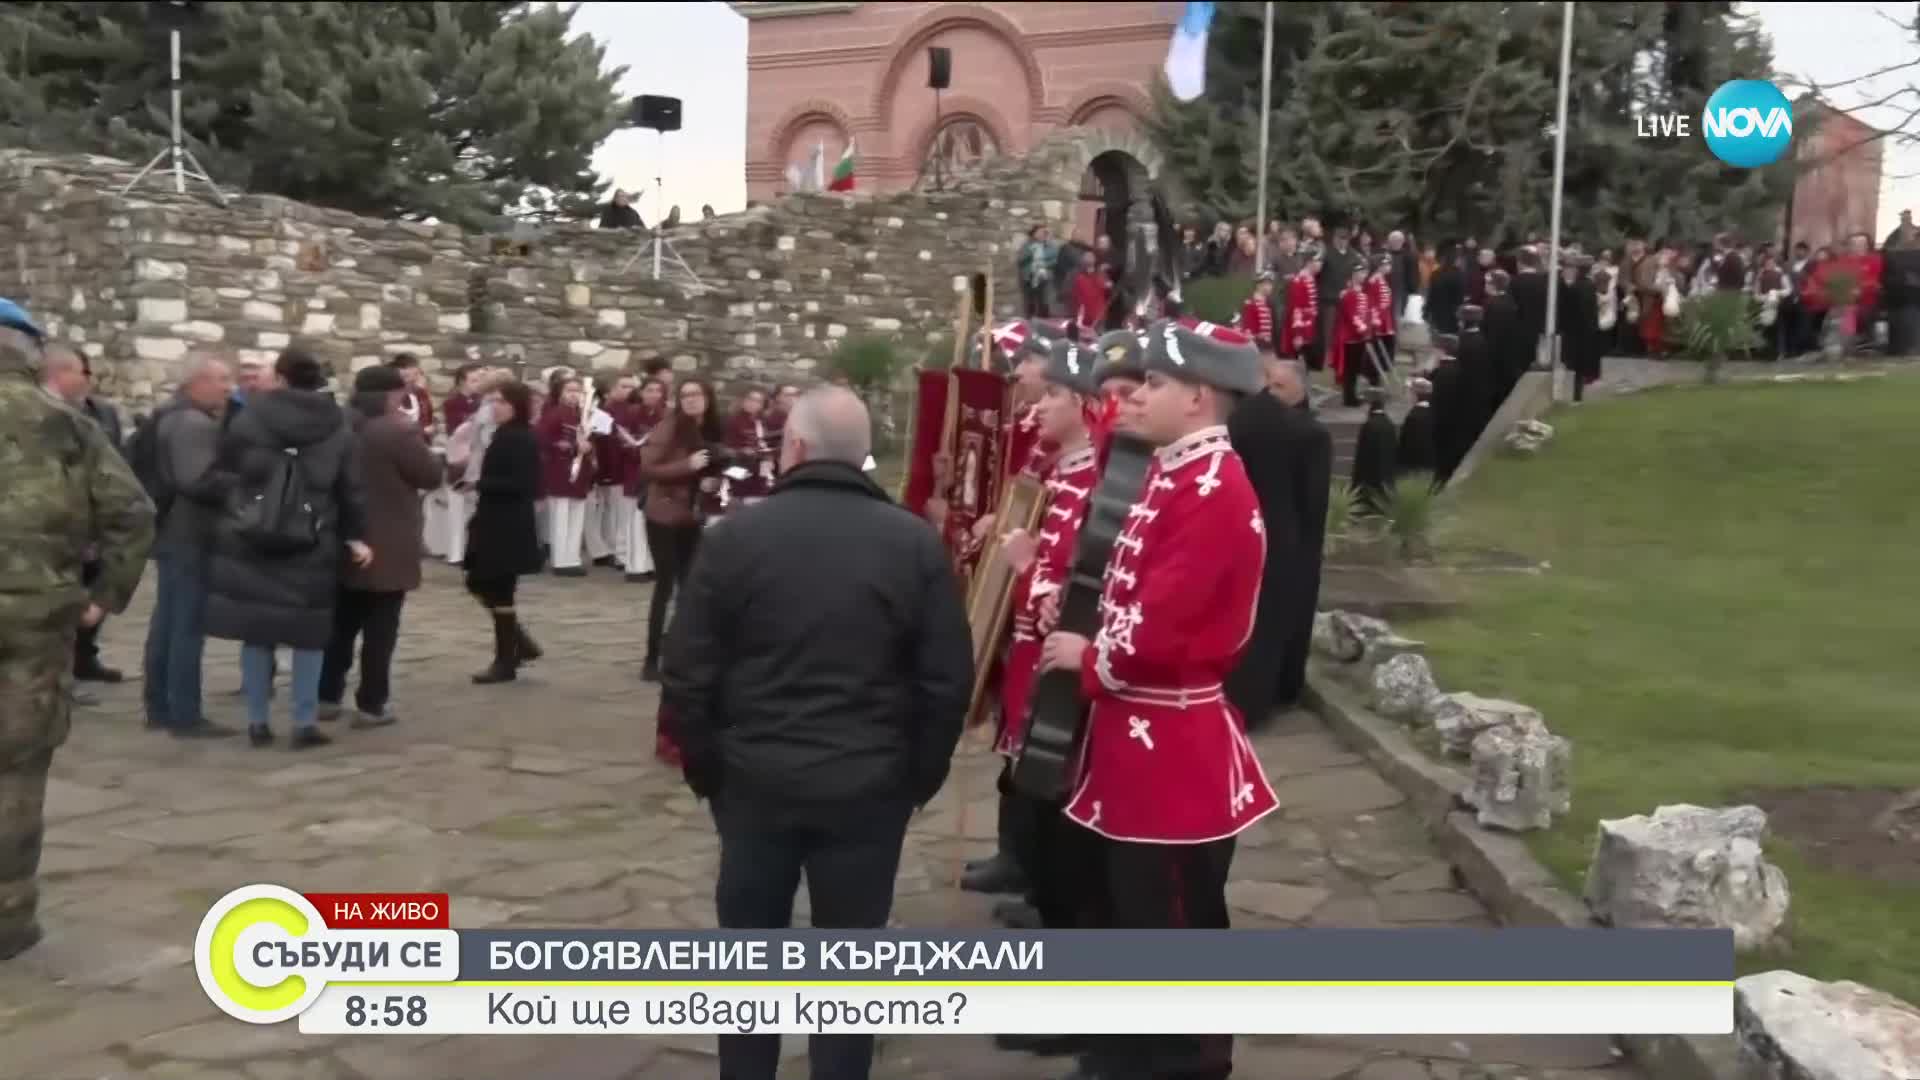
[
  {"xmin": 928, "ymin": 47, "xmax": 952, "ymax": 90},
  {"xmin": 631, "ymin": 95, "xmax": 682, "ymax": 133}
]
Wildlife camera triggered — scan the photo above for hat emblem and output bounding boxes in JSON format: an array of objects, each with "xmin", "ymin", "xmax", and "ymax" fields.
[
  {"xmin": 1162, "ymin": 324, "xmax": 1187, "ymax": 366},
  {"xmin": 1066, "ymin": 347, "xmax": 1081, "ymax": 376},
  {"xmin": 1105, "ymin": 345, "xmax": 1128, "ymax": 363}
]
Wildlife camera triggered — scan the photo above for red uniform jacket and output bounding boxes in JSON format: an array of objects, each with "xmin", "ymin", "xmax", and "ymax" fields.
[
  {"xmin": 1281, "ymin": 272, "xmax": 1318, "ymax": 357},
  {"xmin": 1239, "ymin": 295, "xmax": 1275, "ymax": 349},
  {"xmin": 442, "ymin": 393, "xmax": 479, "ymax": 443},
  {"xmin": 535, "ymin": 403, "xmax": 594, "ymax": 500},
  {"xmin": 1004, "ymin": 401, "xmax": 1060, "ymax": 485},
  {"xmin": 1332, "ymin": 284, "xmax": 1374, "ymax": 378},
  {"xmin": 621, "ymin": 403, "xmax": 664, "ymax": 498},
  {"xmin": 403, "ymin": 386, "xmax": 434, "ymax": 437},
  {"xmin": 1368, "ymin": 275, "xmax": 1395, "ymax": 338},
  {"xmin": 725, "ymin": 410, "xmax": 775, "ymax": 502},
  {"xmin": 1065, "ymin": 427, "xmax": 1278, "ymax": 844},
  {"xmin": 996, "ymin": 444, "xmax": 1098, "ymax": 759}
]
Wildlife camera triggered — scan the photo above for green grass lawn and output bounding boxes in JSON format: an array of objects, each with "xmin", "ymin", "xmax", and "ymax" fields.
[{"xmin": 1400, "ymin": 374, "xmax": 1920, "ymax": 1002}]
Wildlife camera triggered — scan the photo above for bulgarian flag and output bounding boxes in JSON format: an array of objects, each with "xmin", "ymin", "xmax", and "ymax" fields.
[{"xmin": 827, "ymin": 139, "xmax": 856, "ymax": 192}]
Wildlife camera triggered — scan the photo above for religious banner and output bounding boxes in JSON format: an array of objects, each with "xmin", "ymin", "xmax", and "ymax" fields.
[
  {"xmin": 900, "ymin": 368, "xmax": 951, "ymax": 515},
  {"xmin": 942, "ymin": 367, "xmax": 1012, "ymax": 590}
]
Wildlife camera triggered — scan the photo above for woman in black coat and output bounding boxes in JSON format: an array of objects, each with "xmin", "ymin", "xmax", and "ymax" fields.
[
  {"xmin": 466, "ymin": 381, "xmax": 545, "ymax": 684},
  {"xmin": 203, "ymin": 348, "xmax": 368, "ymax": 749}
]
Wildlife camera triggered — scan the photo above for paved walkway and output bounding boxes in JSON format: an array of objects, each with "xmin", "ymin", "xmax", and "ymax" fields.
[{"xmin": 0, "ymin": 566, "xmax": 1638, "ymax": 1080}]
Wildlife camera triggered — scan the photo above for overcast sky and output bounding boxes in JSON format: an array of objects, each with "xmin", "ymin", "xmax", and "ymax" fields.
[{"xmin": 577, "ymin": 1, "xmax": 1917, "ymax": 234}]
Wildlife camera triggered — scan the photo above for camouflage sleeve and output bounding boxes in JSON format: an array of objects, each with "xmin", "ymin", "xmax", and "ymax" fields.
[{"xmin": 82, "ymin": 419, "xmax": 156, "ymax": 614}]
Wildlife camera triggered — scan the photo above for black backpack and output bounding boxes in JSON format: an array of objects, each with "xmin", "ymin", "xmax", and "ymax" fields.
[
  {"xmin": 125, "ymin": 402, "xmax": 184, "ymax": 520},
  {"xmin": 229, "ymin": 444, "xmax": 321, "ymax": 555}
]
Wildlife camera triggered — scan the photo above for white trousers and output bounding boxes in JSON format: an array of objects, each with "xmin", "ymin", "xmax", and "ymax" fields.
[
  {"xmin": 585, "ymin": 486, "xmax": 624, "ymax": 564},
  {"xmin": 547, "ymin": 498, "xmax": 590, "ymax": 570},
  {"xmin": 624, "ymin": 505, "xmax": 654, "ymax": 577},
  {"xmin": 422, "ymin": 491, "xmax": 447, "ymax": 559},
  {"xmin": 437, "ymin": 488, "xmax": 474, "ymax": 565}
]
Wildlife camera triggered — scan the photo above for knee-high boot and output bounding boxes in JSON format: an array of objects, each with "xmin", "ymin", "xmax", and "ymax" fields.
[
  {"xmin": 513, "ymin": 621, "xmax": 542, "ymax": 664},
  {"xmin": 472, "ymin": 608, "xmax": 519, "ymax": 684}
]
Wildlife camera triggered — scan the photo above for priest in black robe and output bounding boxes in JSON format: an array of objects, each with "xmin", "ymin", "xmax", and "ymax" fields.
[
  {"xmin": 1227, "ymin": 356, "xmax": 1332, "ymax": 726},
  {"xmin": 1557, "ymin": 255, "xmax": 1602, "ymax": 402},
  {"xmin": 1396, "ymin": 375, "xmax": 1438, "ymax": 478},
  {"xmin": 1436, "ymin": 309, "xmax": 1496, "ymax": 482},
  {"xmin": 1350, "ymin": 388, "xmax": 1399, "ymax": 515},
  {"xmin": 1482, "ymin": 271, "xmax": 1524, "ymax": 414}
]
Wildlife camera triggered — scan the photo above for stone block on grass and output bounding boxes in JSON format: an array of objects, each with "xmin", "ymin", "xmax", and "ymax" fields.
[
  {"xmin": 1584, "ymin": 804, "xmax": 1790, "ymax": 950},
  {"xmin": 1735, "ymin": 969, "xmax": 1919, "ymax": 1080},
  {"xmin": 1463, "ymin": 724, "xmax": 1571, "ymax": 832}
]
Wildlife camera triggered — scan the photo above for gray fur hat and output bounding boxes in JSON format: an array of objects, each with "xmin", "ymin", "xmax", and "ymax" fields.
[
  {"xmin": 1143, "ymin": 318, "xmax": 1264, "ymax": 397},
  {"xmin": 1092, "ymin": 328, "xmax": 1147, "ymax": 386},
  {"xmin": 1044, "ymin": 336, "xmax": 1101, "ymax": 396}
]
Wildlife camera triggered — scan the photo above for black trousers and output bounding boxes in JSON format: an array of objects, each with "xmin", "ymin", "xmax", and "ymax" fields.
[
  {"xmin": 713, "ymin": 794, "xmax": 912, "ymax": 1080},
  {"xmin": 644, "ymin": 520, "xmax": 701, "ymax": 663},
  {"xmin": 1083, "ymin": 836, "xmax": 1239, "ymax": 1080},
  {"xmin": 319, "ymin": 588, "xmax": 407, "ymax": 713},
  {"xmin": 1022, "ymin": 285, "xmax": 1051, "ymax": 318},
  {"xmin": 1342, "ymin": 343, "xmax": 1382, "ymax": 405},
  {"xmin": 73, "ymin": 561, "xmax": 104, "ymax": 671},
  {"xmin": 996, "ymin": 764, "xmax": 1098, "ymax": 928}
]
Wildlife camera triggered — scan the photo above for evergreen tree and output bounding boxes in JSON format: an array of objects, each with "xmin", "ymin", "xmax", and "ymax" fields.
[
  {"xmin": 0, "ymin": 1, "xmax": 625, "ymax": 228},
  {"xmin": 1149, "ymin": 1, "xmax": 1795, "ymax": 247}
]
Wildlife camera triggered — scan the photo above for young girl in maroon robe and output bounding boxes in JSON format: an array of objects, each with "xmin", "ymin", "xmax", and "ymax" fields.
[
  {"xmin": 535, "ymin": 376, "xmax": 594, "ymax": 575},
  {"xmin": 619, "ymin": 379, "xmax": 667, "ymax": 582},
  {"xmin": 722, "ymin": 386, "xmax": 774, "ymax": 508}
]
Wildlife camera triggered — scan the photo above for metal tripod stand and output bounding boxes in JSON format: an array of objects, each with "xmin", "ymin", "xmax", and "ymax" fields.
[
  {"xmin": 618, "ymin": 131, "xmax": 705, "ymax": 289},
  {"xmin": 117, "ymin": 27, "xmax": 226, "ymax": 205}
]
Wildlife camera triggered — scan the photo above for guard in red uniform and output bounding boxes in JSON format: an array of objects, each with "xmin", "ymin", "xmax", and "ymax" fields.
[
  {"xmin": 1239, "ymin": 271, "xmax": 1277, "ymax": 353},
  {"xmin": 1281, "ymin": 251, "xmax": 1323, "ymax": 369},
  {"xmin": 535, "ymin": 374, "xmax": 594, "ymax": 576},
  {"xmin": 1368, "ymin": 252, "xmax": 1398, "ymax": 374},
  {"xmin": 1091, "ymin": 328, "xmax": 1147, "ymax": 464},
  {"xmin": 1039, "ymin": 318, "xmax": 1277, "ymax": 1080},
  {"xmin": 959, "ymin": 322, "xmax": 1059, "ymax": 899},
  {"xmin": 1335, "ymin": 263, "xmax": 1378, "ymax": 407}
]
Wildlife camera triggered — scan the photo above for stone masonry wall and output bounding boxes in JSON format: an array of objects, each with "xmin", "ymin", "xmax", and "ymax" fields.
[{"xmin": 0, "ymin": 130, "xmax": 1162, "ymax": 409}]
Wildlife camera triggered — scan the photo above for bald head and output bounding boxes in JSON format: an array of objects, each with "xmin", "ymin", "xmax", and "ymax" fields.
[
  {"xmin": 780, "ymin": 386, "xmax": 872, "ymax": 471},
  {"xmin": 40, "ymin": 343, "xmax": 87, "ymax": 403},
  {"xmin": 183, "ymin": 355, "xmax": 234, "ymax": 412}
]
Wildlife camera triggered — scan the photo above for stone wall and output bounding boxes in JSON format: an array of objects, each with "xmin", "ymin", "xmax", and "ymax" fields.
[{"xmin": 0, "ymin": 129, "xmax": 1163, "ymax": 408}]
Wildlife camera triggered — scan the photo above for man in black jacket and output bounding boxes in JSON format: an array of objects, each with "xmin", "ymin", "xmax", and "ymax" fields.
[
  {"xmin": 40, "ymin": 345, "xmax": 129, "ymax": 686},
  {"xmin": 663, "ymin": 385, "xmax": 972, "ymax": 1080}
]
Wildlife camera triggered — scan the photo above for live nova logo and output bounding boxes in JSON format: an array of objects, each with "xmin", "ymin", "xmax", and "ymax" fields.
[{"xmin": 1633, "ymin": 79, "xmax": 1794, "ymax": 169}]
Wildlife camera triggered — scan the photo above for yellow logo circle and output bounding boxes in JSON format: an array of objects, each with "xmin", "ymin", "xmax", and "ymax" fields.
[{"xmin": 194, "ymin": 885, "xmax": 327, "ymax": 1024}]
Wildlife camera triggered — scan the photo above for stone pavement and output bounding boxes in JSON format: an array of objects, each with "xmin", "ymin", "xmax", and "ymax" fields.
[{"xmin": 0, "ymin": 565, "xmax": 1639, "ymax": 1080}]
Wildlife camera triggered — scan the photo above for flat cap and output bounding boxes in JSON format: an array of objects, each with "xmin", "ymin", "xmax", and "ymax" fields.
[{"xmin": 1144, "ymin": 318, "xmax": 1263, "ymax": 397}]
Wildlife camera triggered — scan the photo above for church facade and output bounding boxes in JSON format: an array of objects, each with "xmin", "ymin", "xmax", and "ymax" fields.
[{"xmin": 732, "ymin": 1, "xmax": 1176, "ymax": 203}]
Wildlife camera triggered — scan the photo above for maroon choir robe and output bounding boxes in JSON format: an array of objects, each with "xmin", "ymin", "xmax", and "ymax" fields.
[
  {"xmin": 442, "ymin": 392, "xmax": 479, "ymax": 441},
  {"xmin": 1064, "ymin": 427, "xmax": 1278, "ymax": 843},
  {"xmin": 724, "ymin": 410, "xmax": 775, "ymax": 502},
  {"xmin": 996, "ymin": 444, "xmax": 1098, "ymax": 759},
  {"xmin": 592, "ymin": 401, "xmax": 626, "ymax": 489},
  {"xmin": 535, "ymin": 403, "xmax": 594, "ymax": 500},
  {"xmin": 405, "ymin": 385, "xmax": 435, "ymax": 437}
]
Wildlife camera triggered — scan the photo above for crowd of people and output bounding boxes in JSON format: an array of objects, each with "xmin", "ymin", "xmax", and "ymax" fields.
[{"xmin": 118, "ymin": 344, "xmax": 819, "ymax": 746}]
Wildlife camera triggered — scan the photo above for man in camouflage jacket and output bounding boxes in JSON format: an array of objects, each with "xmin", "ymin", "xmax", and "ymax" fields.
[{"xmin": 0, "ymin": 298, "xmax": 155, "ymax": 962}]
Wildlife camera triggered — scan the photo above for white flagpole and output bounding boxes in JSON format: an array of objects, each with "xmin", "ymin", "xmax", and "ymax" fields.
[
  {"xmin": 1254, "ymin": 1, "xmax": 1274, "ymax": 274},
  {"xmin": 813, "ymin": 141, "xmax": 825, "ymax": 192},
  {"xmin": 1544, "ymin": 0, "xmax": 1573, "ymax": 393}
]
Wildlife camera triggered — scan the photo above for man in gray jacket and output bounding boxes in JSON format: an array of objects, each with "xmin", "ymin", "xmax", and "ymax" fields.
[{"xmin": 141, "ymin": 355, "xmax": 239, "ymax": 738}]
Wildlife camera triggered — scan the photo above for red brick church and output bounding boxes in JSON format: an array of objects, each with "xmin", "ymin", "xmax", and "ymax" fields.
[{"xmin": 732, "ymin": 0, "xmax": 1176, "ymax": 210}]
